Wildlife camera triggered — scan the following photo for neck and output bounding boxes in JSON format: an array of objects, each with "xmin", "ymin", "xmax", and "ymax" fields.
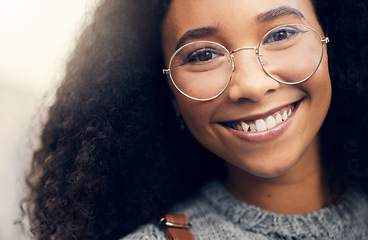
[{"xmin": 225, "ymin": 137, "xmax": 330, "ymax": 214}]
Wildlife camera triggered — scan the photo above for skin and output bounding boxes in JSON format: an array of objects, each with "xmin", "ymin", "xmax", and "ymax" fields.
[{"xmin": 162, "ymin": 0, "xmax": 331, "ymax": 214}]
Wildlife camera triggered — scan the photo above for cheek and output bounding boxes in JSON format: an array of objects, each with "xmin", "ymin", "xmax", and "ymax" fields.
[
  {"xmin": 173, "ymin": 92, "xmax": 220, "ymax": 141},
  {"xmin": 312, "ymin": 58, "xmax": 331, "ymax": 96},
  {"xmin": 170, "ymin": 79, "xmax": 215, "ymax": 128},
  {"xmin": 302, "ymin": 56, "xmax": 332, "ymax": 114},
  {"xmin": 179, "ymin": 101, "xmax": 211, "ymax": 130}
]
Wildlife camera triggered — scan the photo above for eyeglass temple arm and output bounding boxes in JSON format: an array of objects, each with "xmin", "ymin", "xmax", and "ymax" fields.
[{"xmin": 163, "ymin": 69, "xmax": 170, "ymax": 75}]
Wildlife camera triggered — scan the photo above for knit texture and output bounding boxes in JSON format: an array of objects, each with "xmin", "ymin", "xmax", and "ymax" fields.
[{"xmin": 122, "ymin": 181, "xmax": 368, "ymax": 239}]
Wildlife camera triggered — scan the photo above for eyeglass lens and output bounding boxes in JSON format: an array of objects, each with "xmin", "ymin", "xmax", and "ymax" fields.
[
  {"xmin": 168, "ymin": 25, "xmax": 324, "ymax": 100},
  {"xmin": 170, "ymin": 41, "xmax": 232, "ymax": 100}
]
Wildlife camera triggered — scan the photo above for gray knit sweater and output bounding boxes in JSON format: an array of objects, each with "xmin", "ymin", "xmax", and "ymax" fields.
[{"xmin": 122, "ymin": 181, "xmax": 368, "ymax": 239}]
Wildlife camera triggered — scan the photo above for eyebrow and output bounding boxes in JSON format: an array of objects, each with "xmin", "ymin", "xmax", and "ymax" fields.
[
  {"xmin": 174, "ymin": 6, "xmax": 305, "ymax": 50},
  {"xmin": 175, "ymin": 27, "xmax": 217, "ymax": 50},
  {"xmin": 256, "ymin": 6, "xmax": 306, "ymax": 23}
]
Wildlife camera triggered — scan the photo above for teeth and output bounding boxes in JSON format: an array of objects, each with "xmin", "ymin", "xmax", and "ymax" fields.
[
  {"xmin": 230, "ymin": 103, "xmax": 296, "ymax": 132},
  {"xmin": 275, "ymin": 113, "xmax": 282, "ymax": 124},
  {"xmin": 241, "ymin": 121, "xmax": 249, "ymax": 132},
  {"xmin": 255, "ymin": 119, "xmax": 267, "ymax": 131},
  {"xmin": 266, "ymin": 115, "xmax": 277, "ymax": 129}
]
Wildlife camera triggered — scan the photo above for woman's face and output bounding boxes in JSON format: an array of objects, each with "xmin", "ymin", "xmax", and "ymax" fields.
[{"xmin": 161, "ymin": 0, "xmax": 331, "ymax": 178}]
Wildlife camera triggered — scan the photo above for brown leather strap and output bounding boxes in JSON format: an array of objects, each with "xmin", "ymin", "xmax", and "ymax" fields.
[{"xmin": 160, "ymin": 214, "xmax": 194, "ymax": 240}]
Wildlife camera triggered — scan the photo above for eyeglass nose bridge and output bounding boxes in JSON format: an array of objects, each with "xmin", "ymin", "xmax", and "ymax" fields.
[
  {"xmin": 231, "ymin": 47, "xmax": 258, "ymax": 54},
  {"xmin": 230, "ymin": 47, "xmax": 263, "ymax": 72}
]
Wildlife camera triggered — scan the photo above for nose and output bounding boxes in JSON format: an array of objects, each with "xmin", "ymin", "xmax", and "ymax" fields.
[{"xmin": 227, "ymin": 48, "xmax": 280, "ymax": 103}]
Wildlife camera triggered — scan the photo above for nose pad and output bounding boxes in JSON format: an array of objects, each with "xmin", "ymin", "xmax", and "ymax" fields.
[
  {"xmin": 227, "ymin": 49, "xmax": 280, "ymax": 102},
  {"xmin": 230, "ymin": 55, "xmax": 235, "ymax": 72}
]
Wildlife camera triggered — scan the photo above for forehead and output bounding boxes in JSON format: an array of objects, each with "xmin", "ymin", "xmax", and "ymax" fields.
[{"xmin": 162, "ymin": 0, "xmax": 319, "ymax": 52}]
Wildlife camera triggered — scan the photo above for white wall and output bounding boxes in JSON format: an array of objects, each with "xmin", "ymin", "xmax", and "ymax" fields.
[{"xmin": 0, "ymin": 1, "xmax": 98, "ymax": 239}]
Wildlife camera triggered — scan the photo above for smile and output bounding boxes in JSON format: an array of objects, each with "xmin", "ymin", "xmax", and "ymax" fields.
[{"xmin": 224, "ymin": 100, "xmax": 301, "ymax": 133}]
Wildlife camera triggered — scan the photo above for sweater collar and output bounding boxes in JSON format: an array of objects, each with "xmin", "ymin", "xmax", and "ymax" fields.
[{"xmin": 201, "ymin": 181, "xmax": 368, "ymax": 238}]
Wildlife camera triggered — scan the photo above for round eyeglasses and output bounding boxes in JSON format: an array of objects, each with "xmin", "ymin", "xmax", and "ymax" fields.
[{"xmin": 163, "ymin": 24, "xmax": 329, "ymax": 101}]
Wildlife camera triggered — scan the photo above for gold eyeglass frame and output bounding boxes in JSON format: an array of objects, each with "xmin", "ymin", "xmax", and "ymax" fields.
[{"xmin": 163, "ymin": 24, "xmax": 329, "ymax": 101}]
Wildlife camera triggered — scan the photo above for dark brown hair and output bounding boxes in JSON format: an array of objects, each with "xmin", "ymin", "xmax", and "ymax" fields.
[{"xmin": 24, "ymin": 0, "xmax": 368, "ymax": 239}]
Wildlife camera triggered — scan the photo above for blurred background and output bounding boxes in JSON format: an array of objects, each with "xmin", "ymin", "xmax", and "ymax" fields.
[{"xmin": 0, "ymin": 0, "xmax": 98, "ymax": 238}]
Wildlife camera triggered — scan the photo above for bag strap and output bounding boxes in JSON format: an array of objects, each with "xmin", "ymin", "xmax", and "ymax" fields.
[{"xmin": 160, "ymin": 214, "xmax": 194, "ymax": 240}]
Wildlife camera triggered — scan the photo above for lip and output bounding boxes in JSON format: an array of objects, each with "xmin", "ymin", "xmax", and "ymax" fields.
[{"xmin": 221, "ymin": 100, "xmax": 302, "ymax": 142}]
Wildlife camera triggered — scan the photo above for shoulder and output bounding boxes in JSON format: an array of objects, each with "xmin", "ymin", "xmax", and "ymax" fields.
[
  {"xmin": 120, "ymin": 181, "xmax": 273, "ymax": 240},
  {"xmin": 120, "ymin": 181, "xmax": 224, "ymax": 240},
  {"xmin": 120, "ymin": 223, "xmax": 166, "ymax": 240}
]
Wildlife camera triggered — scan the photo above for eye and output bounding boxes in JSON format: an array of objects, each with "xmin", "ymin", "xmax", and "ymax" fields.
[
  {"xmin": 186, "ymin": 48, "xmax": 224, "ymax": 63},
  {"xmin": 263, "ymin": 27, "xmax": 300, "ymax": 44}
]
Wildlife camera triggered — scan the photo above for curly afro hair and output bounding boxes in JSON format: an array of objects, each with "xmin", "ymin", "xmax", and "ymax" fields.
[{"xmin": 24, "ymin": 0, "xmax": 368, "ymax": 239}]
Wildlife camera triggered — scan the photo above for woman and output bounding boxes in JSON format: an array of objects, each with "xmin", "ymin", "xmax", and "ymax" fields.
[{"xmin": 25, "ymin": 0, "xmax": 368, "ymax": 239}]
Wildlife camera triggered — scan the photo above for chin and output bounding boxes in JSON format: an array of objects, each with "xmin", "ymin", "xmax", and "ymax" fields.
[
  {"xmin": 228, "ymin": 151, "xmax": 303, "ymax": 179},
  {"xmin": 247, "ymin": 166, "xmax": 293, "ymax": 179}
]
